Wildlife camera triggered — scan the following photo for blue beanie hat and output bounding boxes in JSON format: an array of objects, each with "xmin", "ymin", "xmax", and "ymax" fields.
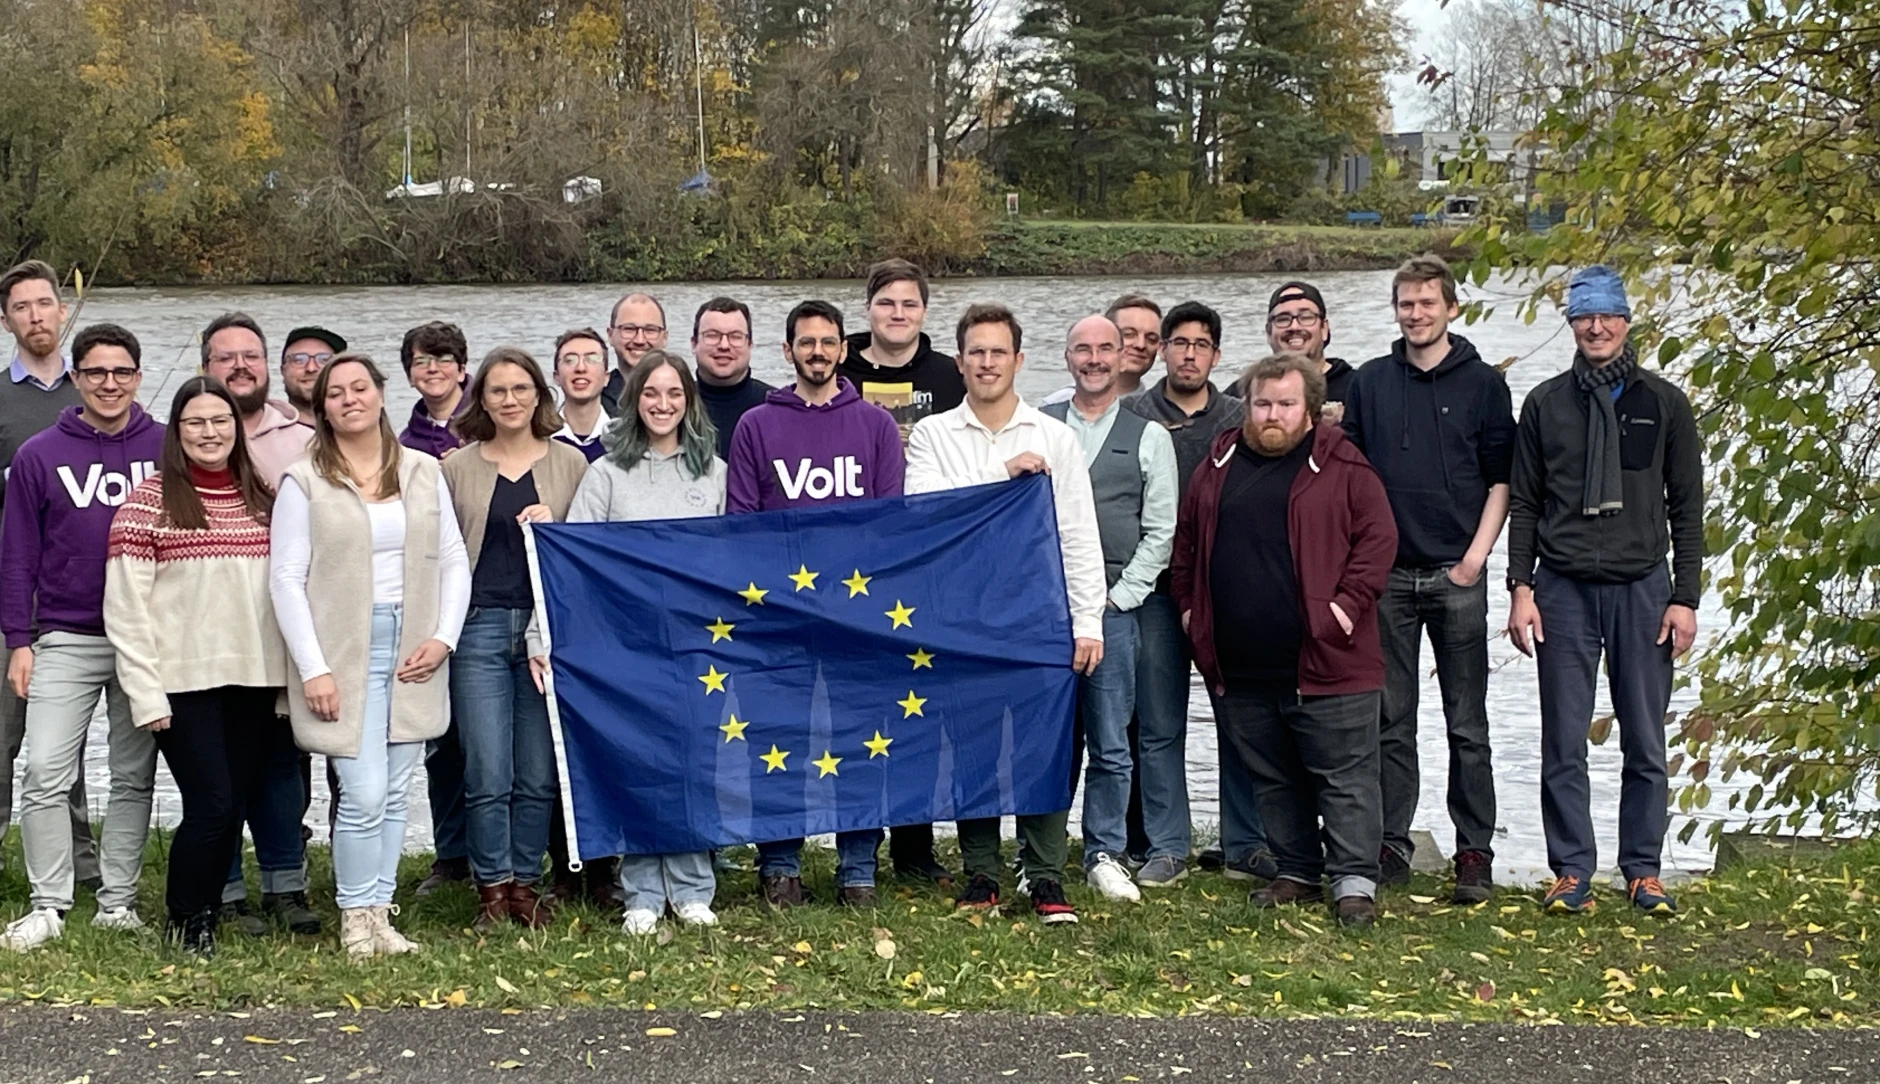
[{"xmin": 1565, "ymin": 265, "xmax": 1631, "ymax": 320}]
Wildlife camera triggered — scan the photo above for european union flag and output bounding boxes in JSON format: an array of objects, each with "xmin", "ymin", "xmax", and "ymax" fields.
[{"xmin": 527, "ymin": 473, "xmax": 1076, "ymax": 860}]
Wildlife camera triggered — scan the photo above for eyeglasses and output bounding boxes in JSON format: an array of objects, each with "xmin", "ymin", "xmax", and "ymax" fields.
[
  {"xmin": 485, "ymin": 383, "xmax": 539, "ymax": 403},
  {"xmin": 284, "ymin": 351, "xmax": 334, "ymax": 368},
  {"xmin": 75, "ymin": 366, "xmax": 140, "ymax": 385},
  {"xmin": 612, "ymin": 323, "xmax": 665, "ymax": 338},
  {"xmin": 557, "ymin": 351, "xmax": 605, "ymax": 369},
  {"xmin": 209, "ymin": 350, "xmax": 265, "ymax": 367},
  {"xmin": 1268, "ymin": 312, "xmax": 1323, "ymax": 330},
  {"xmin": 178, "ymin": 414, "xmax": 237, "ymax": 433},
  {"xmin": 698, "ymin": 330, "xmax": 749, "ymax": 347},
  {"xmin": 411, "ymin": 354, "xmax": 461, "ymax": 370},
  {"xmin": 1164, "ymin": 337, "xmax": 1216, "ymax": 354},
  {"xmin": 1569, "ymin": 313, "xmax": 1629, "ymax": 330},
  {"xmin": 791, "ymin": 337, "xmax": 842, "ymax": 354}
]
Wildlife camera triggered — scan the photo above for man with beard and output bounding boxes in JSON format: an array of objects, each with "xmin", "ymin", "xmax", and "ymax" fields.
[
  {"xmin": 1259, "ymin": 282, "xmax": 1353, "ymax": 423},
  {"xmin": 1042, "ymin": 294, "xmax": 1162, "ymax": 407},
  {"xmin": 691, "ymin": 297, "xmax": 771, "ymax": 458},
  {"xmin": 1171, "ymin": 353, "xmax": 1397, "ymax": 928},
  {"xmin": 600, "ymin": 293, "xmax": 669, "ymax": 416},
  {"xmin": 0, "ymin": 260, "xmax": 98, "ymax": 888},
  {"xmin": 1342, "ymin": 256, "xmax": 1515, "ymax": 905},
  {"xmin": 1042, "ymin": 315, "xmax": 1176, "ymax": 897},
  {"xmin": 278, "ymin": 327, "xmax": 345, "ymax": 426},
  {"xmin": 1507, "ymin": 266, "xmax": 1701, "ymax": 917},
  {"xmin": 197, "ymin": 313, "xmax": 322, "ymax": 939},
  {"xmin": 838, "ymin": 259, "xmax": 963, "ymax": 438},
  {"xmin": 551, "ymin": 328, "xmax": 611, "ymax": 462},
  {"xmin": 724, "ymin": 299, "xmax": 903, "ymax": 908},
  {"xmin": 1122, "ymin": 300, "xmax": 1272, "ymax": 884}
]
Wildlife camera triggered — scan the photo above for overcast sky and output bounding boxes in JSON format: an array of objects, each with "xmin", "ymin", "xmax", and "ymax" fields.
[{"xmin": 1390, "ymin": 0, "xmax": 1454, "ymax": 129}]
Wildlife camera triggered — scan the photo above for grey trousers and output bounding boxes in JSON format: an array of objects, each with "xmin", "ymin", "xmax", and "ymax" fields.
[
  {"xmin": 19, "ymin": 633, "xmax": 157, "ymax": 912},
  {"xmin": 1, "ymin": 671, "xmax": 99, "ymax": 881}
]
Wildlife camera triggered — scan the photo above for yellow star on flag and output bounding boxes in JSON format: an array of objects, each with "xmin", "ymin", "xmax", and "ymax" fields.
[
  {"xmin": 897, "ymin": 690, "xmax": 927, "ymax": 718},
  {"xmin": 907, "ymin": 648, "xmax": 934, "ymax": 670},
  {"xmin": 884, "ymin": 600, "xmax": 916, "ymax": 630},
  {"xmin": 788, "ymin": 565, "xmax": 820, "ymax": 592},
  {"xmin": 760, "ymin": 744, "xmax": 789, "ymax": 773},
  {"xmin": 864, "ymin": 731, "xmax": 893, "ymax": 758},
  {"xmin": 719, "ymin": 714, "xmax": 748, "ymax": 743},
  {"xmin": 813, "ymin": 750, "xmax": 842, "ymax": 778},
  {"xmin": 706, "ymin": 617, "xmax": 735, "ymax": 643},
  {"xmin": 738, "ymin": 582, "xmax": 768, "ymax": 606},
  {"xmin": 698, "ymin": 665, "xmax": 728, "ymax": 695},
  {"xmin": 841, "ymin": 569, "xmax": 872, "ymax": 597}
]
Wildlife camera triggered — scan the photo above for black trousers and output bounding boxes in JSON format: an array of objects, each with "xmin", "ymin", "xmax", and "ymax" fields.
[{"xmin": 153, "ymin": 686, "xmax": 276, "ymax": 916}]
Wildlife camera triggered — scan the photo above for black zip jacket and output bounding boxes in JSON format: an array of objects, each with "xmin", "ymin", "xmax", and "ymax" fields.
[
  {"xmin": 1341, "ymin": 335, "xmax": 1516, "ymax": 568},
  {"xmin": 1506, "ymin": 364, "xmax": 1703, "ymax": 607}
]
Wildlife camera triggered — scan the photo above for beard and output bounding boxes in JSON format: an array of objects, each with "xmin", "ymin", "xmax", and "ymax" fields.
[
  {"xmin": 1247, "ymin": 416, "xmax": 1310, "ymax": 457},
  {"xmin": 229, "ymin": 379, "xmax": 270, "ymax": 416},
  {"xmin": 792, "ymin": 355, "xmax": 836, "ymax": 386}
]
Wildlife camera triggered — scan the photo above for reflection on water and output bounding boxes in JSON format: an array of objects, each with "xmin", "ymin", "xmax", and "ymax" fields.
[{"xmin": 54, "ymin": 270, "xmax": 1725, "ymax": 881}]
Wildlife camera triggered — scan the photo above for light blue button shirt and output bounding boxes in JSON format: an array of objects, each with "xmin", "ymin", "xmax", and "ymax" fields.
[
  {"xmin": 9, "ymin": 353, "xmax": 69, "ymax": 391},
  {"xmin": 1058, "ymin": 397, "xmax": 1178, "ymax": 611}
]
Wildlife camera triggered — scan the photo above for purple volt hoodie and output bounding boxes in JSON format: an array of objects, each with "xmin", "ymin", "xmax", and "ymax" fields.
[
  {"xmin": 725, "ymin": 377, "xmax": 905, "ymax": 513},
  {"xmin": 2, "ymin": 405, "xmax": 164, "ymax": 648}
]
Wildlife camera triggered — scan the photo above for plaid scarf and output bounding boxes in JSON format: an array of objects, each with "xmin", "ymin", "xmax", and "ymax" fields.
[{"xmin": 1572, "ymin": 343, "xmax": 1636, "ymax": 517}]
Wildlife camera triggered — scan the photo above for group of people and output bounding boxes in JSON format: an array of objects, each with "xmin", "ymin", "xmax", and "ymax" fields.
[{"xmin": 0, "ymin": 249, "xmax": 1701, "ymax": 956}]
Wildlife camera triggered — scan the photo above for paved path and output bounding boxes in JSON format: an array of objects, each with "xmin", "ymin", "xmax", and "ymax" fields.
[{"xmin": 2, "ymin": 1006, "xmax": 1874, "ymax": 1083}]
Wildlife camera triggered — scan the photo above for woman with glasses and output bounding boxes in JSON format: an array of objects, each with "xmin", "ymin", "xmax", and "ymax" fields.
[
  {"xmin": 270, "ymin": 354, "xmax": 470, "ymax": 957},
  {"xmin": 440, "ymin": 347, "xmax": 588, "ymax": 930},
  {"xmin": 103, "ymin": 377, "xmax": 285, "ymax": 957}
]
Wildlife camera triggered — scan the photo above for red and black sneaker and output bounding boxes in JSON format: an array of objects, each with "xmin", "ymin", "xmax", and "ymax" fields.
[
  {"xmin": 954, "ymin": 873, "xmax": 1001, "ymax": 913},
  {"xmin": 1028, "ymin": 878, "xmax": 1079, "ymax": 926}
]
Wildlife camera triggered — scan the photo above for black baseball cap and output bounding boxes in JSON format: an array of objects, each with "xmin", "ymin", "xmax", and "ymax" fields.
[
  {"xmin": 1267, "ymin": 282, "xmax": 1326, "ymax": 317},
  {"xmin": 281, "ymin": 326, "xmax": 347, "ymax": 355}
]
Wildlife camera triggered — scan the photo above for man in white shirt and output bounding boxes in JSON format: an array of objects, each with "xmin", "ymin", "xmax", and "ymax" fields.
[{"xmin": 905, "ymin": 303, "xmax": 1106, "ymax": 926}]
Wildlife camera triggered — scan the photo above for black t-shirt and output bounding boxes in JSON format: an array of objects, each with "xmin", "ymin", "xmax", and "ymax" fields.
[
  {"xmin": 470, "ymin": 473, "xmax": 540, "ymax": 609},
  {"xmin": 1210, "ymin": 435, "xmax": 1312, "ymax": 690}
]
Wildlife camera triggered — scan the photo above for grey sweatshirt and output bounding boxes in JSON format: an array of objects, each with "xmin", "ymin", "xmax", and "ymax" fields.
[{"xmin": 567, "ymin": 449, "xmax": 727, "ymax": 523}]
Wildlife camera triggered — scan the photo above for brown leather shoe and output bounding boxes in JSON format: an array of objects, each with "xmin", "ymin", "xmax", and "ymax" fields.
[
  {"xmin": 473, "ymin": 882, "xmax": 511, "ymax": 932},
  {"xmin": 836, "ymin": 885, "xmax": 878, "ymax": 908},
  {"xmin": 762, "ymin": 874, "xmax": 806, "ymax": 909},
  {"xmin": 1333, "ymin": 894, "xmax": 1377, "ymax": 928},
  {"xmin": 508, "ymin": 881, "xmax": 554, "ymax": 929},
  {"xmin": 1251, "ymin": 877, "xmax": 1325, "ymax": 908}
]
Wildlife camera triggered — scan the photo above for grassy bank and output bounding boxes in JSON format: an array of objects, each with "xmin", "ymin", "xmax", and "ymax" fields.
[
  {"xmin": 972, "ymin": 221, "xmax": 1471, "ymax": 278},
  {"xmin": 2, "ymin": 830, "xmax": 1875, "ymax": 1027}
]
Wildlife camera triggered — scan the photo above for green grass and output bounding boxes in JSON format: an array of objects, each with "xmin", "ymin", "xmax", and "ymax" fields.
[{"xmin": 3, "ymin": 828, "xmax": 1877, "ymax": 1026}]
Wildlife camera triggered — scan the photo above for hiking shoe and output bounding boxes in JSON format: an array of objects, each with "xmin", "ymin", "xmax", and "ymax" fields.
[
  {"xmin": 674, "ymin": 901, "xmax": 717, "ymax": 927},
  {"xmin": 1333, "ymin": 895, "xmax": 1377, "ymax": 928},
  {"xmin": 1627, "ymin": 877, "xmax": 1677, "ymax": 916},
  {"xmin": 92, "ymin": 906, "xmax": 144, "ymax": 930},
  {"xmin": 220, "ymin": 898, "xmax": 269, "ymax": 937},
  {"xmin": 1543, "ymin": 875, "xmax": 1595, "ymax": 914},
  {"xmin": 1195, "ymin": 846, "xmax": 1225, "ymax": 871},
  {"xmin": 1379, "ymin": 846, "xmax": 1412, "ymax": 887},
  {"xmin": 836, "ymin": 886, "xmax": 879, "ymax": 908},
  {"xmin": 621, "ymin": 908, "xmax": 658, "ymax": 935},
  {"xmin": 1452, "ymin": 851, "xmax": 1494, "ymax": 906},
  {"xmin": 892, "ymin": 854, "xmax": 956, "ymax": 890},
  {"xmin": 1028, "ymin": 878, "xmax": 1078, "ymax": 925},
  {"xmin": 1123, "ymin": 853, "xmax": 1147, "ymax": 872},
  {"xmin": 1, "ymin": 907, "xmax": 65, "ymax": 952},
  {"xmin": 954, "ymin": 873, "xmax": 1000, "ymax": 913},
  {"xmin": 761, "ymin": 874, "xmax": 806, "ymax": 909},
  {"xmin": 415, "ymin": 856, "xmax": 469, "ymax": 897},
  {"xmin": 1251, "ymin": 878, "xmax": 1325, "ymax": 908},
  {"xmin": 1135, "ymin": 856, "xmax": 1188, "ymax": 888},
  {"xmin": 1224, "ymin": 849, "xmax": 1279, "ymax": 883},
  {"xmin": 263, "ymin": 891, "xmax": 323, "ymax": 934},
  {"xmin": 1085, "ymin": 853, "xmax": 1141, "ymax": 903}
]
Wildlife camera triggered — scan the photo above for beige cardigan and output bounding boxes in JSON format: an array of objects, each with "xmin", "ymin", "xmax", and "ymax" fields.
[
  {"xmin": 277, "ymin": 453, "xmax": 453, "ymax": 757},
  {"xmin": 441, "ymin": 440, "xmax": 588, "ymax": 575}
]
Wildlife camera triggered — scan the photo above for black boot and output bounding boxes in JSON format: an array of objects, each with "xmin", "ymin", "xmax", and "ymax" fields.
[{"xmin": 177, "ymin": 907, "xmax": 216, "ymax": 958}]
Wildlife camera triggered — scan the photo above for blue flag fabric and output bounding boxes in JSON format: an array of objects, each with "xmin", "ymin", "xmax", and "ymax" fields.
[{"xmin": 528, "ymin": 473, "xmax": 1077, "ymax": 860}]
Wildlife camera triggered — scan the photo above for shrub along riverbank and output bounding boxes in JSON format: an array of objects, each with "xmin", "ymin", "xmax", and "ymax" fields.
[{"xmin": 1, "ymin": 829, "xmax": 1874, "ymax": 1026}]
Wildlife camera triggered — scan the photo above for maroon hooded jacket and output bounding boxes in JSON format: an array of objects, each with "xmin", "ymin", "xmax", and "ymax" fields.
[{"xmin": 1170, "ymin": 422, "xmax": 1397, "ymax": 697}]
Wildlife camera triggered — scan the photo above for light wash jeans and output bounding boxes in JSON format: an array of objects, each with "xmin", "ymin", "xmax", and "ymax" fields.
[
  {"xmin": 619, "ymin": 852, "xmax": 716, "ymax": 913},
  {"xmin": 18, "ymin": 632, "xmax": 156, "ymax": 912},
  {"xmin": 329, "ymin": 605, "xmax": 423, "ymax": 910},
  {"xmin": 451, "ymin": 606, "xmax": 555, "ymax": 886},
  {"xmin": 1079, "ymin": 606, "xmax": 1139, "ymax": 867}
]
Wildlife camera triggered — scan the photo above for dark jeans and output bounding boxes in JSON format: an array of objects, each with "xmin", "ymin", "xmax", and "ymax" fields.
[
  {"xmin": 425, "ymin": 710, "xmax": 468, "ymax": 865},
  {"xmin": 224, "ymin": 715, "xmax": 310, "ymax": 899},
  {"xmin": 1214, "ymin": 685, "xmax": 1382, "ymax": 900},
  {"xmin": 155, "ymin": 686, "xmax": 275, "ymax": 916},
  {"xmin": 1535, "ymin": 563, "xmax": 1675, "ymax": 881},
  {"xmin": 452, "ymin": 606, "xmax": 556, "ymax": 885},
  {"xmin": 957, "ymin": 810, "xmax": 1070, "ymax": 884},
  {"xmin": 1378, "ymin": 566, "xmax": 1495, "ymax": 861}
]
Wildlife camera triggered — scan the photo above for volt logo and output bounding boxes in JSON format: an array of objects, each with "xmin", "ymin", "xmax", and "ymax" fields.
[
  {"xmin": 56, "ymin": 461, "xmax": 156, "ymax": 509},
  {"xmin": 774, "ymin": 456, "xmax": 865, "ymax": 501}
]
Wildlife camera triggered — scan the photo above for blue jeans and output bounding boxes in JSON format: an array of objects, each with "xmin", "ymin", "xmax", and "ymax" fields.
[
  {"xmin": 451, "ymin": 606, "xmax": 556, "ymax": 886},
  {"xmin": 758, "ymin": 830, "xmax": 882, "ymax": 888},
  {"xmin": 619, "ymin": 852, "xmax": 715, "ymax": 913},
  {"xmin": 1079, "ymin": 606, "xmax": 1139, "ymax": 866},
  {"xmin": 425, "ymin": 720, "xmax": 467, "ymax": 866},
  {"xmin": 224, "ymin": 714, "xmax": 310, "ymax": 900},
  {"xmin": 330, "ymin": 605, "xmax": 423, "ymax": 910},
  {"xmin": 1133, "ymin": 592, "xmax": 1192, "ymax": 860}
]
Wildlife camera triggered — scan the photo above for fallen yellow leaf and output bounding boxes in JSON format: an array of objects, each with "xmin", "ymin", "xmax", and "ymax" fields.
[
  {"xmin": 645, "ymin": 1027, "xmax": 677, "ymax": 1037},
  {"xmin": 494, "ymin": 976, "xmax": 519, "ymax": 995}
]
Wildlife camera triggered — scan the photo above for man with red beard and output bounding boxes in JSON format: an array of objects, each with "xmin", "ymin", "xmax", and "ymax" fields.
[
  {"xmin": 1171, "ymin": 353, "xmax": 1397, "ymax": 927},
  {"xmin": 201, "ymin": 314, "xmax": 314, "ymax": 484}
]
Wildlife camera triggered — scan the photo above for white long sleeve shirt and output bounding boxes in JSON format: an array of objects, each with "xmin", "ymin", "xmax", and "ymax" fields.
[{"xmin": 905, "ymin": 399, "xmax": 1108, "ymax": 642}]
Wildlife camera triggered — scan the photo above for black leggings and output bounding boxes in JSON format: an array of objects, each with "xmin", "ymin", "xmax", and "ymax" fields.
[{"xmin": 153, "ymin": 686, "xmax": 278, "ymax": 916}]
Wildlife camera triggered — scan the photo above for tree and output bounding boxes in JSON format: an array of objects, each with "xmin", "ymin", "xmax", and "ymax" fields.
[{"xmin": 1469, "ymin": 0, "xmax": 1880, "ymax": 837}]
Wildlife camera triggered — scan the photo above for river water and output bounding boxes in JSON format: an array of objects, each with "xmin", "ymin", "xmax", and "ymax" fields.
[{"xmin": 54, "ymin": 270, "xmax": 1729, "ymax": 883}]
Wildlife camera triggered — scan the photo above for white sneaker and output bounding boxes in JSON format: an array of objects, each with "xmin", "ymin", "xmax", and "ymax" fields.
[
  {"xmin": 1086, "ymin": 853, "xmax": 1142, "ymax": 903},
  {"xmin": 2, "ymin": 907, "xmax": 66, "ymax": 951},
  {"xmin": 674, "ymin": 901, "xmax": 717, "ymax": 927},
  {"xmin": 621, "ymin": 908, "xmax": 658, "ymax": 935},
  {"xmin": 92, "ymin": 906, "xmax": 144, "ymax": 930}
]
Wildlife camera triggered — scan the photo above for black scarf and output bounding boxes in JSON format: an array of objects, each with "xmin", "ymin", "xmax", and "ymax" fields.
[{"xmin": 1572, "ymin": 343, "xmax": 1636, "ymax": 517}]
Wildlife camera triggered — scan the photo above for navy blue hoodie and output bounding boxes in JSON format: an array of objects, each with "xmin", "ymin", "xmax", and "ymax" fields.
[{"xmin": 1341, "ymin": 334, "xmax": 1515, "ymax": 568}]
